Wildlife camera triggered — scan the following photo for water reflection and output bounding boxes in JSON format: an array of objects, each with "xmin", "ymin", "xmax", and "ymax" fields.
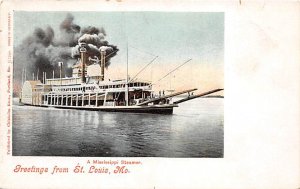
[{"xmin": 13, "ymin": 98, "xmax": 223, "ymax": 157}]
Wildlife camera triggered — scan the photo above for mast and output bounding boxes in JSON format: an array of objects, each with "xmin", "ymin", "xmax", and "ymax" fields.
[
  {"xmin": 125, "ymin": 41, "xmax": 129, "ymax": 106},
  {"xmin": 125, "ymin": 13, "xmax": 129, "ymax": 82}
]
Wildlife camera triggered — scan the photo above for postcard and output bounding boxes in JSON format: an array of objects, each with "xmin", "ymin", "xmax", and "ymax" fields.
[{"xmin": 0, "ymin": 0, "xmax": 299, "ymax": 189}]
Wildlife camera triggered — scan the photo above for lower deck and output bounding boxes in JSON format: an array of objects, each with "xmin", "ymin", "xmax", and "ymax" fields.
[
  {"xmin": 22, "ymin": 103, "xmax": 177, "ymax": 114},
  {"xmin": 28, "ymin": 90, "xmax": 154, "ymax": 107},
  {"xmin": 53, "ymin": 104, "xmax": 176, "ymax": 114}
]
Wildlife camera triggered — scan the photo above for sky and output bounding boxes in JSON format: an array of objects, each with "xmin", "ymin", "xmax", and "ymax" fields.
[{"xmin": 14, "ymin": 11, "xmax": 224, "ymax": 92}]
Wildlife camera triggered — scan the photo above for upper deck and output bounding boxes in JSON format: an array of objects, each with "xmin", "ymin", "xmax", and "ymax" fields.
[{"xmin": 38, "ymin": 77, "xmax": 152, "ymax": 94}]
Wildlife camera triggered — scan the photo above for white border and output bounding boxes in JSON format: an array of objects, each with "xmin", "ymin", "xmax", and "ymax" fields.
[{"xmin": 0, "ymin": 1, "xmax": 299, "ymax": 188}]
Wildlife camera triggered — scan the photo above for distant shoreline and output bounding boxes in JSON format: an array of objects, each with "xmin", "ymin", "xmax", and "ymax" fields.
[
  {"xmin": 202, "ymin": 95, "xmax": 224, "ymax": 98},
  {"xmin": 174, "ymin": 95, "xmax": 224, "ymax": 98}
]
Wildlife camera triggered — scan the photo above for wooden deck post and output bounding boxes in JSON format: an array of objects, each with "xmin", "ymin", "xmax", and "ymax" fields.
[
  {"xmin": 60, "ymin": 95, "xmax": 63, "ymax": 106},
  {"xmin": 103, "ymin": 92, "xmax": 107, "ymax": 106},
  {"xmin": 71, "ymin": 94, "xmax": 73, "ymax": 106},
  {"xmin": 82, "ymin": 95, "xmax": 84, "ymax": 106},
  {"xmin": 76, "ymin": 94, "xmax": 78, "ymax": 106},
  {"xmin": 96, "ymin": 93, "xmax": 98, "ymax": 107}
]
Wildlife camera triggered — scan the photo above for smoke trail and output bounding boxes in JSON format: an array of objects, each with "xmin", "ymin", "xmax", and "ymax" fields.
[
  {"xmin": 72, "ymin": 33, "xmax": 118, "ymax": 67},
  {"xmin": 13, "ymin": 13, "xmax": 118, "ymax": 96}
]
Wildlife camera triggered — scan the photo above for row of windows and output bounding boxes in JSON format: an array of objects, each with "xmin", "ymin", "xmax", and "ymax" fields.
[
  {"xmin": 55, "ymin": 87, "xmax": 93, "ymax": 92},
  {"xmin": 53, "ymin": 86, "xmax": 98, "ymax": 92},
  {"xmin": 48, "ymin": 82, "xmax": 150, "ymax": 92},
  {"xmin": 98, "ymin": 82, "xmax": 149, "ymax": 89},
  {"xmin": 129, "ymin": 82, "xmax": 149, "ymax": 87},
  {"xmin": 99, "ymin": 85, "xmax": 122, "ymax": 89}
]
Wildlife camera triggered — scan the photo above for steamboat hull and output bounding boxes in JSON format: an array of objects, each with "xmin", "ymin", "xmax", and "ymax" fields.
[{"xmin": 24, "ymin": 104, "xmax": 176, "ymax": 114}]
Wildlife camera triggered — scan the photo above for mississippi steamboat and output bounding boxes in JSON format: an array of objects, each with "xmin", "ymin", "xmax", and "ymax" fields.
[{"xmin": 19, "ymin": 43, "xmax": 223, "ymax": 114}]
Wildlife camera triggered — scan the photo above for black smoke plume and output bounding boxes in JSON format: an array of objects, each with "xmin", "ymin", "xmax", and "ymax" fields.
[{"xmin": 13, "ymin": 13, "xmax": 118, "ymax": 96}]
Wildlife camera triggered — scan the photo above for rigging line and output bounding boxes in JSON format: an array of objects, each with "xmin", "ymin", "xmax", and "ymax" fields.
[
  {"xmin": 128, "ymin": 45, "xmax": 157, "ymax": 57},
  {"xmin": 148, "ymin": 58, "xmax": 192, "ymax": 87},
  {"xmin": 105, "ymin": 49, "xmax": 119, "ymax": 59},
  {"xmin": 128, "ymin": 56, "xmax": 159, "ymax": 84},
  {"xmin": 116, "ymin": 83, "xmax": 126, "ymax": 100}
]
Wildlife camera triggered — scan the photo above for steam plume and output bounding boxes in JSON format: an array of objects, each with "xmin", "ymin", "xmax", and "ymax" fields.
[{"xmin": 13, "ymin": 13, "xmax": 118, "ymax": 96}]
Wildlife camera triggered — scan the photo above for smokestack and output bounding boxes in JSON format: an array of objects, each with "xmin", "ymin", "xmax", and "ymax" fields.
[
  {"xmin": 79, "ymin": 43, "xmax": 87, "ymax": 83},
  {"xmin": 100, "ymin": 49, "xmax": 106, "ymax": 81}
]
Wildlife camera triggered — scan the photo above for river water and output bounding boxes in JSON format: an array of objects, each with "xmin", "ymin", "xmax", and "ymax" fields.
[{"xmin": 12, "ymin": 98, "xmax": 223, "ymax": 157}]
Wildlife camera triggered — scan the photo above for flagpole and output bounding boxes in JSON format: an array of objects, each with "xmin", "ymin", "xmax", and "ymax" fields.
[{"xmin": 125, "ymin": 39, "xmax": 129, "ymax": 106}]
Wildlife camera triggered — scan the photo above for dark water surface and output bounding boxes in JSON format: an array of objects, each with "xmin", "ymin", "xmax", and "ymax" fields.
[{"xmin": 12, "ymin": 98, "xmax": 223, "ymax": 157}]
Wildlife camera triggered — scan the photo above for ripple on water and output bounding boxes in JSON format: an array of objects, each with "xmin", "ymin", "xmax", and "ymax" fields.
[{"xmin": 12, "ymin": 98, "xmax": 223, "ymax": 157}]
